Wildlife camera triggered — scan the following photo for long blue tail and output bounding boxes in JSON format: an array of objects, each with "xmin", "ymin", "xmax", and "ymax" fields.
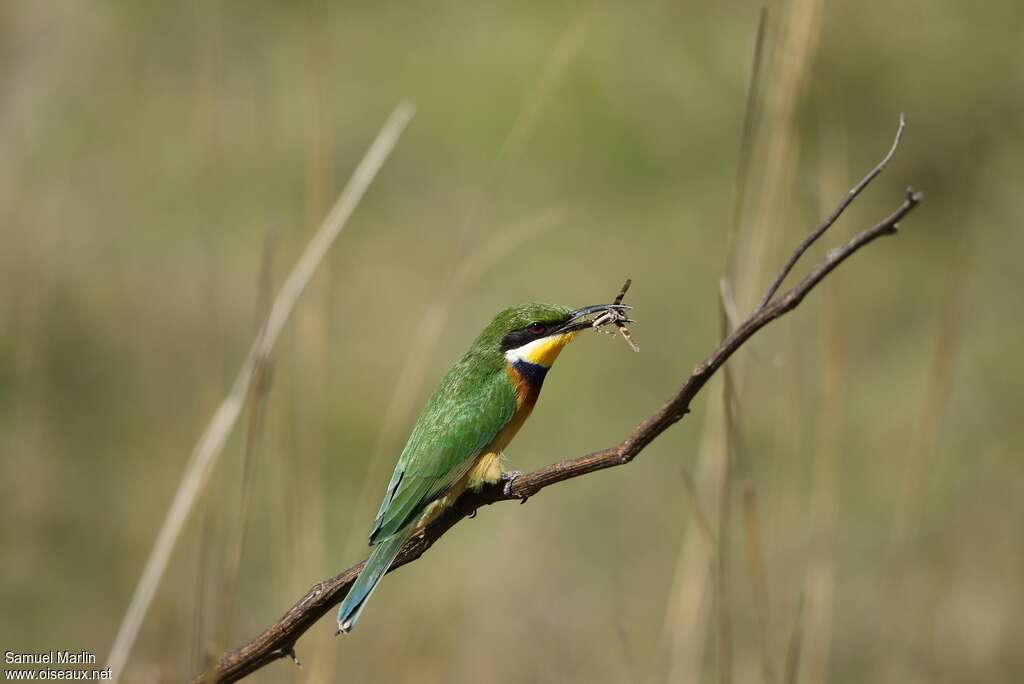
[{"xmin": 337, "ymin": 528, "xmax": 409, "ymax": 633}]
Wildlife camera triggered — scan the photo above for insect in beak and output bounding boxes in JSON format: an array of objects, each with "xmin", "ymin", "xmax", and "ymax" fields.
[{"xmin": 556, "ymin": 279, "xmax": 639, "ymax": 351}]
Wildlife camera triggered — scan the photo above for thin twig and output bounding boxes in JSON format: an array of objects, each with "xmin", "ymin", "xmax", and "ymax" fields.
[
  {"xmin": 754, "ymin": 113, "xmax": 906, "ymax": 313},
  {"xmin": 194, "ymin": 124, "xmax": 921, "ymax": 684},
  {"xmin": 106, "ymin": 103, "xmax": 415, "ymax": 681}
]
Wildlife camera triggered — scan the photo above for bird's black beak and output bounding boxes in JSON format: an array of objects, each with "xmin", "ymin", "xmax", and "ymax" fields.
[{"xmin": 554, "ymin": 304, "xmax": 633, "ymax": 335}]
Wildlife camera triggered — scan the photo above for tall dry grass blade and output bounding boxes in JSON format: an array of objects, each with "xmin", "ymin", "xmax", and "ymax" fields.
[
  {"xmin": 782, "ymin": 595, "xmax": 806, "ymax": 684},
  {"xmin": 797, "ymin": 300, "xmax": 843, "ymax": 684},
  {"xmin": 616, "ymin": 624, "xmax": 639, "ymax": 684},
  {"xmin": 797, "ymin": 108, "xmax": 849, "ymax": 684},
  {"xmin": 654, "ymin": 10, "xmax": 775, "ymax": 680},
  {"xmin": 873, "ymin": 183, "xmax": 972, "ymax": 681},
  {"xmin": 714, "ymin": 458, "xmax": 734, "ymax": 684},
  {"xmin": 497, "ymin": 13, "xmax": 589, "ymax": 167},
  {"xmin": 190, "ymin": 499, "xmax": 215, "ymax": 675},
  {"xmin": 106, "ymin": 102, "xmax": 415, "ymax": 681},
  {"xmin": 799, "ymin": 567, "xmax": 835, "ymax": 684},
  {"xmin": 216, "ymin": 233, "xmax": 278, "ymax": 652},
  {"xmin": 724, "ymin": 6, "xmax": 768, "ymax": 279},
  {"xmin": 453, "ymin": 11, "xmax": 587, "ymax": 259},
  {"xmin": 657, "ymin": 411, "xmax": 722, "ymax": 684},
  {"xmin": 297, "ymin": 22, "xmax": 342, "ymax": 677},
  {"xmin": 680, "ymin": 468, "xmax": 718, "ymax": 549},
  {"xmin": 890, "ymin": 249, "xmax": 969, "ymax": 546},
  {"xmin": 716, "ymin": 297, "xmax": 741, "ymax": 684},
  {"xmin": 734, "ymin": 0, "xmax": 822, "ymax": 312},
  {"xmin": 743, "ymin": 484, "xmax": 777, "ymax": 684}
]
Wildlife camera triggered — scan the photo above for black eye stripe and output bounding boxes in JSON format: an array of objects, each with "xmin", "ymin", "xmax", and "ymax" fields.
[
  {"xmin": 499, "ymin": 330, "xmax": 533, "ymax": 352},
  {"xmin": 499, "ymin": 322, "xmax": 555, "ymax": 352}
]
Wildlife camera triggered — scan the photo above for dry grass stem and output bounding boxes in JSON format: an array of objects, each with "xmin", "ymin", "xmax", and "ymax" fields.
[
  {"xmin": 743, "ymin": 485, "xmax": 777, "ymax": 684},
  {"xmin": 106, "ymin": 102, "xmax": 415, "ymax": 681}
]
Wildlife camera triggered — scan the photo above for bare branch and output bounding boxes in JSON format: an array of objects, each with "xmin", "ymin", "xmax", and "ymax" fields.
[
  {"xmin": 754, "ymin": 113, "xmax": 907, "ymax": 313},
  {"xmin": 194, "ymin": 123, "xmax": 922, "ymax": 684}
]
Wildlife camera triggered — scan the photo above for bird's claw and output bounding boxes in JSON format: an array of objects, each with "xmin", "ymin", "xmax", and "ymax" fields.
[{"xmin": 501, "ymin": 470, "xmax": 524, "ymax": 498}]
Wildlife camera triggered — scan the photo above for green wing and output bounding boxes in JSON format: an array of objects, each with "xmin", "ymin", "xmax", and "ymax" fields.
[{"xmin": 369, "ymin": 368, "xmax": 516, "ymax": 543}]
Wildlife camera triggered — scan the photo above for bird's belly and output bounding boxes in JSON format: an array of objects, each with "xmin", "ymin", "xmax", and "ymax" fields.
[{"xmin": 415, "ymin": 451, "xmax": 502, "ymax": 529}]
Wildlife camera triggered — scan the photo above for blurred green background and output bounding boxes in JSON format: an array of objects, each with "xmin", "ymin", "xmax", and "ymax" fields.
[{"xmin": 2, "ymin": 1, "xmax": 1022, "ymax": 682}]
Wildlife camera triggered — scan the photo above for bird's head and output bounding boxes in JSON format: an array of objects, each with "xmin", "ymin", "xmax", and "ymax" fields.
[{"xmin": 477, "ymin": 301, "xmax": 631, "ymax": 370}]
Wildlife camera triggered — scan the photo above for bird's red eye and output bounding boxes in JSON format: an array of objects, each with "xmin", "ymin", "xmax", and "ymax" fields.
[{"xmin": 527, "ymin": 323, "xmax": 546, "ymax": 335}]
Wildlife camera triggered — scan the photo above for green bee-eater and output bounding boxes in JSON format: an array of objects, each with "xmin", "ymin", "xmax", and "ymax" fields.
[{"xmin": 337, "ymin": 301, "xmax": 630, "ymax": 632}]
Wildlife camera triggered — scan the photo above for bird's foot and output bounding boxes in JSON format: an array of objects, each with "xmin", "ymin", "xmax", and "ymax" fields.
[{"xmin": 501, "ymin": 470, "xmax": 524, "ymax": 499}]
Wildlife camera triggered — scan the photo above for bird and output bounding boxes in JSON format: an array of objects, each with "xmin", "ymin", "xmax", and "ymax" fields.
[{"xmin": 337, "ymin": 300, "xmax": 631, "ymax": 633}]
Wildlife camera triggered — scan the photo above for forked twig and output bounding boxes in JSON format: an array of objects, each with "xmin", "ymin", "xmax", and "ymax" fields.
[
  {"xmin": 754, "ymin": 113, "xmax": 907, "ymax": 313},
  {"xmin": 194, "ymin": 119, "xmax": 921, "ymax": 684}
]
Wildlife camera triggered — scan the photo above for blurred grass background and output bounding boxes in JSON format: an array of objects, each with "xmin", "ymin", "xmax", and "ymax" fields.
[{"xmin": 2, "ymin": 1, "xmax": 1022, "ymax": 682}]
